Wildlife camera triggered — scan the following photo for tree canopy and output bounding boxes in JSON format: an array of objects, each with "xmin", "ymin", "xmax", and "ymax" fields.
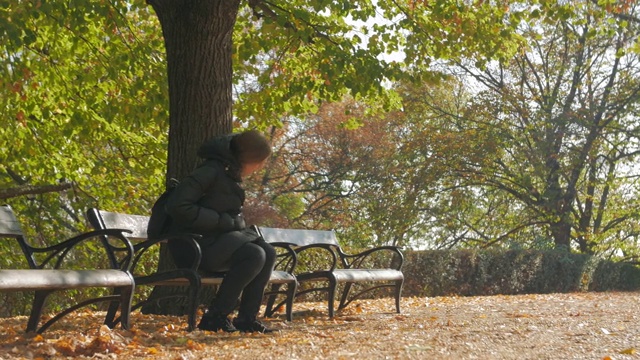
[
  {"xmin": 2, "ymin": 0, "xmax": 640, "ymax": 317},
  {"xmin": 1, "ymin": 1, "xmax": 167, "ymax": 226},
  {"xmin": 0, "ymin": 0, "xmax": 531, "ymax": 230}
]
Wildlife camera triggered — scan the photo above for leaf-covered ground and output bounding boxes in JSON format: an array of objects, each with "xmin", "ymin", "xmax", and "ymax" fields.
[{"xmin": 1, "ymin": 292, "xmax": 639, "ymax": 359}]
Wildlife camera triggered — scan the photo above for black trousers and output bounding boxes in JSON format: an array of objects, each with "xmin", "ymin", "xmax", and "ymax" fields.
[{"xmin": 200, "ymin": 237, "xmax": 276, "ymax": 319}]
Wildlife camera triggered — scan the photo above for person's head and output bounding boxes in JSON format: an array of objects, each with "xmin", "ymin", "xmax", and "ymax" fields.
[{"xmin": 230, "ymin": 129, "xmax": 272, "ymax": 177}]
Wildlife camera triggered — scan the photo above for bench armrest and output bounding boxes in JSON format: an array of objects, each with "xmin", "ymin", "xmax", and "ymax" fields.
[
  {"xmin": 133, "ymin": 233, "xmax": 203, "ymax": 273},
  {"xmin": 293, "ymin": 243, "xmax": 340, "ymax": 272},
  {"xmin": 339, "ymin": 246, "xmax": 404, "ymax": 270},
  {"xmin": 269, "ymin": 242, "xmax": 298, "ymax": 274},
  {"xmin": 31, "ymin": 229, "xmax": 135, "ymax": 271}
]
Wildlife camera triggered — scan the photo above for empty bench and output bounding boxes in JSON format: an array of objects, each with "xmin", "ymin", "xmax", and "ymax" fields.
[
  {"xmin": 86, "ymin": 208, "xmax": 298, "ymax": 331},
  {"xmin": 258, "ymin": 227, "xmax": 404, "ymax": 318},
  {"xmin": 0, "ymin": 205, "xmax": 135, "ymax": 333}
]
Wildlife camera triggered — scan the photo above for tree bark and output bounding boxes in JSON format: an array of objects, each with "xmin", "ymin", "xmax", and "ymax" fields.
[
  {"xmin": 150, "ymin": 0, "xmax": 239, "ymax": 179},
  {"xmin": 144, "ymin": 0, "xmax": 240, "ymax": 315}
]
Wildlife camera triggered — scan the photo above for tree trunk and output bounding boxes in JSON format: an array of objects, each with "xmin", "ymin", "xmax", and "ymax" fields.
[
  {"xmin": 550, "ymin": 219, "xmax": 572, "ymax": 251},
  {"xmin": 542, "ymin": 140, "xmax": 574, "ymax": 252},
  {"xmin": 144, "ymin": 0, "xmax": 240, "ymax": 315}
]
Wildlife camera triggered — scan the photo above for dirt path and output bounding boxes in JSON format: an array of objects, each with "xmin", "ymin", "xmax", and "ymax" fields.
[{"xmin": 1, "ymin": 292, "xmax": 639, "ymax": 359}]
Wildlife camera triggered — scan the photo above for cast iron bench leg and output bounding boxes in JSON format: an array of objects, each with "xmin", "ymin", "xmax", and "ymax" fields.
[
  {"xmin": 395, "ymin": 279, "xmax": 403, "ymax": 313},
  {"xmin": 186, "ymin": 276, "xmax": 202, "ymax": 332},
  {"xmin": 285, "ymin": 281, "xmax": 297, "ymax": 322},
  {"xmin": 119, "ymin": 285, "xmax": 134, "ymax": 330},
  {"xmin": 264, "ymin": 283, "xmax": 281, "ymax": 318},
  {"xmin": 338, "ymin": 282, "xmax": 354, "ymax": 311},
  {"xmin": 26, "ymin": 290, "xmax": 52, "ymax": 333},
  {"xmin": 327, "ymin": 276, "xmax": 338, "ymax": 318},
  {"xmin": 105, "ymin": 288, "xmax": 122, "ymax": 328}
]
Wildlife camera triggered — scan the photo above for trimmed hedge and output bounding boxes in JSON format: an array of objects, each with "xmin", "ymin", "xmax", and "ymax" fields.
[{"xmin": 401, "ymin": 249, "xmax": 640, "ymax": 297}]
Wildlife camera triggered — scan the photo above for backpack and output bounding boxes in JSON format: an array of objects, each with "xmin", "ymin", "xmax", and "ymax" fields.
[{"xmin": 147, "ymin": 178, "xmax": 179, "ymax": 239}]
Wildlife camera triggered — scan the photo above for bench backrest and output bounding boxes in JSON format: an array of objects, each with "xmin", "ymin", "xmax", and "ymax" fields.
[
  {"xmin": 86, "ymin": 208, "xmax": 149, "ymax": 241},
  {"xmin": 0, "ymin": 205, "xmax": 24, "ymax": 238},
  {"xmin": 87, "ymin": 211, "xmax": 338, "ymax": 249},
  {"xmin": 0, "ymin": 206, "xmax": 37, "ymax": 267},
  {"xmin": 258, "ymin": 227, "xmax": 339, "ymax": 247}
]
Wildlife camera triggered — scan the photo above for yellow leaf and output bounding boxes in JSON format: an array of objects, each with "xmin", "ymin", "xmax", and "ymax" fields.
[
  {"xmin": 98, "ymin": 324, "xmax": 111, "ymax": 335},
  {"xmin": 620, "ymin": 348, "xmax": 636, "ymax": 355},
  {"xmin": 174, "ymin": 337, "xmax": 188, "ymax": 345},
  {"xmin": 187, "ymin": 340, "xmax": 204, "ymax": 350},
  {"xmin": 54, "ymin": 339, "xmax": 76, "ymax": 357},
  {"xmin": 32, "ymin": 334, "xmax": 45, "ymax": 343}
]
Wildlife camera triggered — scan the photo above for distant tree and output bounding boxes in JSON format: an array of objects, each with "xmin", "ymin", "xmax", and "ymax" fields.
[
  {"xmin": 449, "ymin": 2, "xmax": 640, "ymax": 254},
  {"xmin": 249, "ymin": 86, "xmax": 491, "ymax": 249}
]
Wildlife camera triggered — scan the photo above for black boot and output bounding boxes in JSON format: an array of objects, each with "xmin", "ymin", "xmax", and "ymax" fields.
[
  {"xmin": 197, "ymin": 313, "xmax": 238, "ymax": 332},
  {"xmin": 233, "ymin": 315, "xmax": 275, "ymax": 333}
]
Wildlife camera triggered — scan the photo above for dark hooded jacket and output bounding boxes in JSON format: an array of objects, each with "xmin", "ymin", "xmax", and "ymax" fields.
[{"xmin": 165, "ymin": 135, "xmax": 259, "ymax": 268}]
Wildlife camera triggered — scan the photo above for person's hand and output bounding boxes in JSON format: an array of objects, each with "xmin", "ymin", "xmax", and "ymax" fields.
[
  {"xmin": 233, "ymin": 214, "xmax": 246, "ymax": 230},
  {"xmin": 218, "ymin": 213, "xmax": 236, "ymax": 232},
  {"xmin": 218, "ymin": 213, "xmax": 246, "ymax": 231}
]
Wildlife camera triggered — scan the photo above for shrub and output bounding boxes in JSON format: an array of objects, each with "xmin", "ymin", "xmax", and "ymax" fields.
[{"xmin": 401, "ymin": 249, "xmax": 640, "ymax": 297}]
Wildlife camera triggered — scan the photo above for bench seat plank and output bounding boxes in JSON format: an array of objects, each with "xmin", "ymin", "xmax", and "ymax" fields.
[
  {"xmin": 329, "ymin": 269, "xmax": 404, "ymax": 282},
  {"xmin": 0, "ymin": 270, "xmax": 134, "ymax": 290},
  {"xmin": 153, "ymin": 270, "xmax": 295, "ymax": 286}
]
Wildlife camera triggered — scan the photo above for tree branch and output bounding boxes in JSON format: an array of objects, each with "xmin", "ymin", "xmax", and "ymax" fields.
[{"xmin": 0, "ymin": 182, "xmax": 74, "ymax": 200}]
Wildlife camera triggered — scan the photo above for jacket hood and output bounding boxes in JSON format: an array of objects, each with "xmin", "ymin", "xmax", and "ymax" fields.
[
  {"xmin": 197, "ymin": 134, "xmax": 235, "ymax": 159},
  {"xmin": 197, "ymin": 134, "xmax": 242, "ymax": 180}
]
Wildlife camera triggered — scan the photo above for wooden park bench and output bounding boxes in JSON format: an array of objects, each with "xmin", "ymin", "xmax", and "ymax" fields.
[
  {"xmin": 86, "ymin": 208, "xmax": 298, "ymax": 331},
  {"xmin": 0, "ymin": 205, "xmax": 135, "ymax": 334},
  {"xmin": 257, "ymin": 227, "xmax": 404, "ymax": 318}
]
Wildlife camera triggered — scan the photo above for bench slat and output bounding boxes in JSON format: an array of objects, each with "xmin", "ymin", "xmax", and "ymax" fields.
[
  {"xmin": 155, "ymin": 270, "xmax": 295, "ymax": 286},
  {"xmin": 0, "ymin": 206, "xmax": 23, "ymax": 236},
  {"xmin": 259, "ymin": 227, "xmax": 339, "ymax": 247},
  {"xmin": 0, "ymin": 269, "xmax": 134, "ymax": 290},
  {"xmin": 331, "ymin": 269, "xmax": 404, "ymax": 282},
  {"xmin": 98, "ymin": 212, "xmax": 149, "ymax": 240}
]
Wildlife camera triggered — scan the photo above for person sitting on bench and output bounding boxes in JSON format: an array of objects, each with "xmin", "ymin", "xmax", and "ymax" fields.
[{"xmin": 165, "ymin": 129, "xmax": 275, "ymax": 333}]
